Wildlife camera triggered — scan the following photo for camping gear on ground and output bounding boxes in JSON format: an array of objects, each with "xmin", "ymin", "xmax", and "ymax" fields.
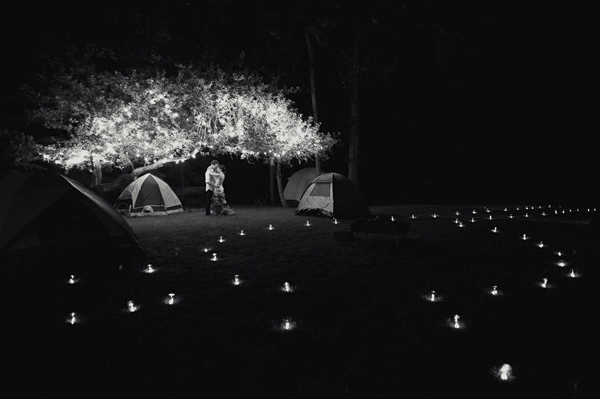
[
  {"xmin": 296, "ymin": 172, "xmax": 370, "ymax": 218},
  {"xmin": 117, "ymin": 173, "xmax": 183, "ymax": 217},
  {"xmin": 283, "ymin": 167, "xmax": 320, "ymax": 205}
]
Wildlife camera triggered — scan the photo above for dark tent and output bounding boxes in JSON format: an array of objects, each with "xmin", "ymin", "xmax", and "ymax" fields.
[{"xmin": 0, "ymin": 170, "xmax": 146, "ymax": 273}]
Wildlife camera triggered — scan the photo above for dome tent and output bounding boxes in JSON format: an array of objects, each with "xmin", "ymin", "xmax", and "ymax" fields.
[
  {"xmin": 0, "ymin": 170, "xmax": 145, "ymax": 255},
  {"xmin": 296, "ymin": 172, "xmax": 370, "ymax": 218},
  {"xmin": 117, "ymin": 173, "xmax": 183, "ymax": 217},
  {"xmin": 0, "ymin": 170, "xmax": 147, "ymax": 282},
  {"xmin": 283, "ymin": 167, "xmax": 320, "ymax": 205}
]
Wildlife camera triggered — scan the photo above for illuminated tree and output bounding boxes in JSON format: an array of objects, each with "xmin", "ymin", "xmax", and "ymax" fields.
[{"xmin": 32, "ymin": 66, "xmax": 337, "ymax": 199}]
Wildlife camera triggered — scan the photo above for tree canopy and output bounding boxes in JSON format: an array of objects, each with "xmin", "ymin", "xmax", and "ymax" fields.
[{"xmin": 29, "ymin": 65, "xmax": 337, "ymax": 185}]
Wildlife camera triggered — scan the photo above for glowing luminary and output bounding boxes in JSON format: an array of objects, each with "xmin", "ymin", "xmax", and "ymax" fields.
[
  {"xmin": 541, "ymin": 212, "xmax": 547, "ymax": 216},
  {"xmin": 218, "ymin": 236, "xmax": 225, "ymax": 243},
  {"xmin": 472, "ymin": 210, "xmax": 477, "ymax": 214},
  {"xmin": 203, "ymin": 247, "xmax": 210, "ymax": 253},
  {"xmin": 167, "ymin": 293, "xmax": 175, "ymax": 305},
  {"xmin": 491, "ymin": 227, "xmax": 499, "ymax": 233},
  {"xmin": 281, "ymin": 317, "xmax": 295, "ymax": 331},
  {"xmin": 427, "ymin": 290, "xmax": 438, "ymax": 302},
  {"xmin": 333, "ymin": 218, "xmax": 339, "ymax": 224},
  {"xmin": 491, "ymin": 285, "xmax": 499, "ymax": 296},
  {"xmin": 569, "ymin": 269, "xmax": 578, "ymax": 278},
  {"xmin": 452, "ymin": 314, "xmax": 462, "ymax": 329},
  {"xmin": 540, "ymin": 278, "xmax": 549, "ymax": 288},
  {"xmin": 305, "ymin": 220, "xmax": 311, "ymax": 226},
  {"xmin": 211, "ymin": 253, "xmax": 218, "ymax": 262},
  {"xmin": 268, "ymin": 224, "xmax": 274, "ymax": 230},
  {"xmin": 524, "ymin": 213, "xmax": 529, "ymax": 218},
  {"xmin": 431, "ymin": 213, "xmax": 438, "ymax": 218},
  {"xmin": 174, "ymin": 247, "xmax": 180, "ymax": 256},
  {"xmin": 282, "ymin": 281, "xmax": 293, "ymax": 293},
  {"xmin": 67, "ymin": 274, "xmax": 79, "ymax": 284},
  {"xmin": 508, "ymin": 214, "xmax": 514, "ymax": 219},
  {"xmin": 144, "ymin": 264, "xmax": 155, "ymax": 273},
  {"xmin": 555, "ymin": 251, "xmax": 563, "ymax": 257},
  {"xmin": 458, "ymin": 222, "xmax": 464, "ymax": 228},
  {"xmin": 522, "ymin": 234, "xmax": 529, "ymax": 240},
  {"xmin": 470, "ymin": 217, "xmax": 475, "ymax": 223},
  {"xmin": 455, "ymin": 211, "xmax": 460, "ymax": 216},
  {"xmin": 67, "ymin": 312, "xmax": 78, "ymax": 325},
  {"xmin": 239, "ymin": 229, "xmax": 246, "ymax": 236},
  {"xmin": 557, "ymin": 259, "xmax": 567, "ymax": 267},
  {"xmin": 410, "ymin": 214, "xmax": 417, "ymax": 219},
  {"xmin": 489, "ymin": 215, "xmax": 493, "ymax": 220},
  {"xmin": 537, "ymin": 241, "xmax": 545, "ymax": 248},
  {"xmin": 390, "ymin": 216, "xmax": 395, "ymax": 222},
  {"xmin": 127, "ymin": 300, "xmax": 139, "ymax": 313},
  {"xmin": 233, "ymin": 275, "xmax": 241, "ymax": 286},
  {"xmin": 497, "ymin": 363, "xmax": 514, "ymax": 381}
]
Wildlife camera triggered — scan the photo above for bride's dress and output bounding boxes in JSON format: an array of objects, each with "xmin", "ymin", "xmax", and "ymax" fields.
[{"xmin": 210, "ymin": 173, "xmax": 235, "ymax": 215}]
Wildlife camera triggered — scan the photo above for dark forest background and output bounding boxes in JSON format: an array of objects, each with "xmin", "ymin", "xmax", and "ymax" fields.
[{"xmin": 0, "ymin": 1, "xmax": 595, "ymax": 205}]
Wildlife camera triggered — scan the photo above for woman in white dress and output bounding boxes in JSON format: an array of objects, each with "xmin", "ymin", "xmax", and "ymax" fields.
[{"xmin": 210, "ymin": 165, "xmax": 235, "ymax": 215}]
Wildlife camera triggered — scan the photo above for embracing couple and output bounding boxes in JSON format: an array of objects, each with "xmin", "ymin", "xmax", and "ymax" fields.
[{"xmin": 205, "ymin": 160, "xmax": 235, "ymax": 216}]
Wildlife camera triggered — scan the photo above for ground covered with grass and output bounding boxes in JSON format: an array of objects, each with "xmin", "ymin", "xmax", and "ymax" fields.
[{"xmin": 3, "ymin": 204, "xmax": 596, "ymax": 397}]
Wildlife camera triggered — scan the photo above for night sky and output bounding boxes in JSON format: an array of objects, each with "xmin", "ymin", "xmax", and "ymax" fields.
[{"xmin": 0, "ymin": 1, "xmax": 595, "ymax": 204}]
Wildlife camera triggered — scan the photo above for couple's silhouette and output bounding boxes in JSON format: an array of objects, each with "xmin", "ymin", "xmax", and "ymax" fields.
[{"xmin": 205, "ymin": 160, "xmax": 235, "ymax": 215}]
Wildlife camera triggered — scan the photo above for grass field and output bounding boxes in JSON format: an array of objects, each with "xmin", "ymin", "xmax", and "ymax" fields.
[{"xmin": 3, "ymin": 203, "xmax": 596, "ymax": 397}]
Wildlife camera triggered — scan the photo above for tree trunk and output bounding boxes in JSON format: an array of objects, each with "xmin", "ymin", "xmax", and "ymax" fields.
[
  {"xmin": 90, "ymin": 155, "xmax": 102, "ymax": 187},
  {"xmin": 179, "ymin": 161, "xmax": 185, "ymax": 189},
  {"xmin": 269, "ymin": 160, "xmax": 276, "ymax": 204},
  {"xmin": 94, "ymin": 173, "xmax": 134, "ymax": 193},
  {"xmin": 347, "ymin": 28, "xmax": 361, "ymax": 185},
  {"xmin": 275, "ymin": 161, "xmax": 288, "ymax": 207},
  {"xmin": 305, "ymin": 29, "xmax": 322, "ymax": 175},
  {"xmin": 131, "ymin": 158, "xmax": 179, "ymax": 178}
]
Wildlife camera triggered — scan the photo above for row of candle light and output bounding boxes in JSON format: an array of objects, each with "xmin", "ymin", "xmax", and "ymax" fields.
[
  {"xmin": 65, "ymin": 276, "xmax": 298, "ymax": 329},
  {"xmin": 404, "ymin": 204, "xmax": 597, "ymax": 221},
  {"xmin": 420, "ymin": 205, "xmax": 589, "ymax": 383},
  {"xmin": 64, "ymin": 204, "xmax": 592, "ymax": 384}
]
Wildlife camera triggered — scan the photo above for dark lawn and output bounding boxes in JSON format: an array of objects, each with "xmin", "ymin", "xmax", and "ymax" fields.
[{"xmin": 2, "ymin": 204, "xmax": 596, "ymax": 398}]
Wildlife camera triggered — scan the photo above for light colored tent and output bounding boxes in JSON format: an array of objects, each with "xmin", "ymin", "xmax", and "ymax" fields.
[
  {"xmin": 0, "ymin": 170, "xmax": 146, "ymax": 257},
  {"xmin": 117, "ymin": 173, "xmax": 183, "ymax": 217},
  {"xmin": 296, "ymin": 172, "xmax": 370, "ymax": 218},
  {"xmin": 283, "ymin": 167, "xmax": 320, "ymax": 205}
]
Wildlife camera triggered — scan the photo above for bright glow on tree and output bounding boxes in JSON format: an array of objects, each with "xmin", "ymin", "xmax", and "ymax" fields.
[{"xmin": 34, "ymin": 66, "xmax": 337, "ymax": 181}]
